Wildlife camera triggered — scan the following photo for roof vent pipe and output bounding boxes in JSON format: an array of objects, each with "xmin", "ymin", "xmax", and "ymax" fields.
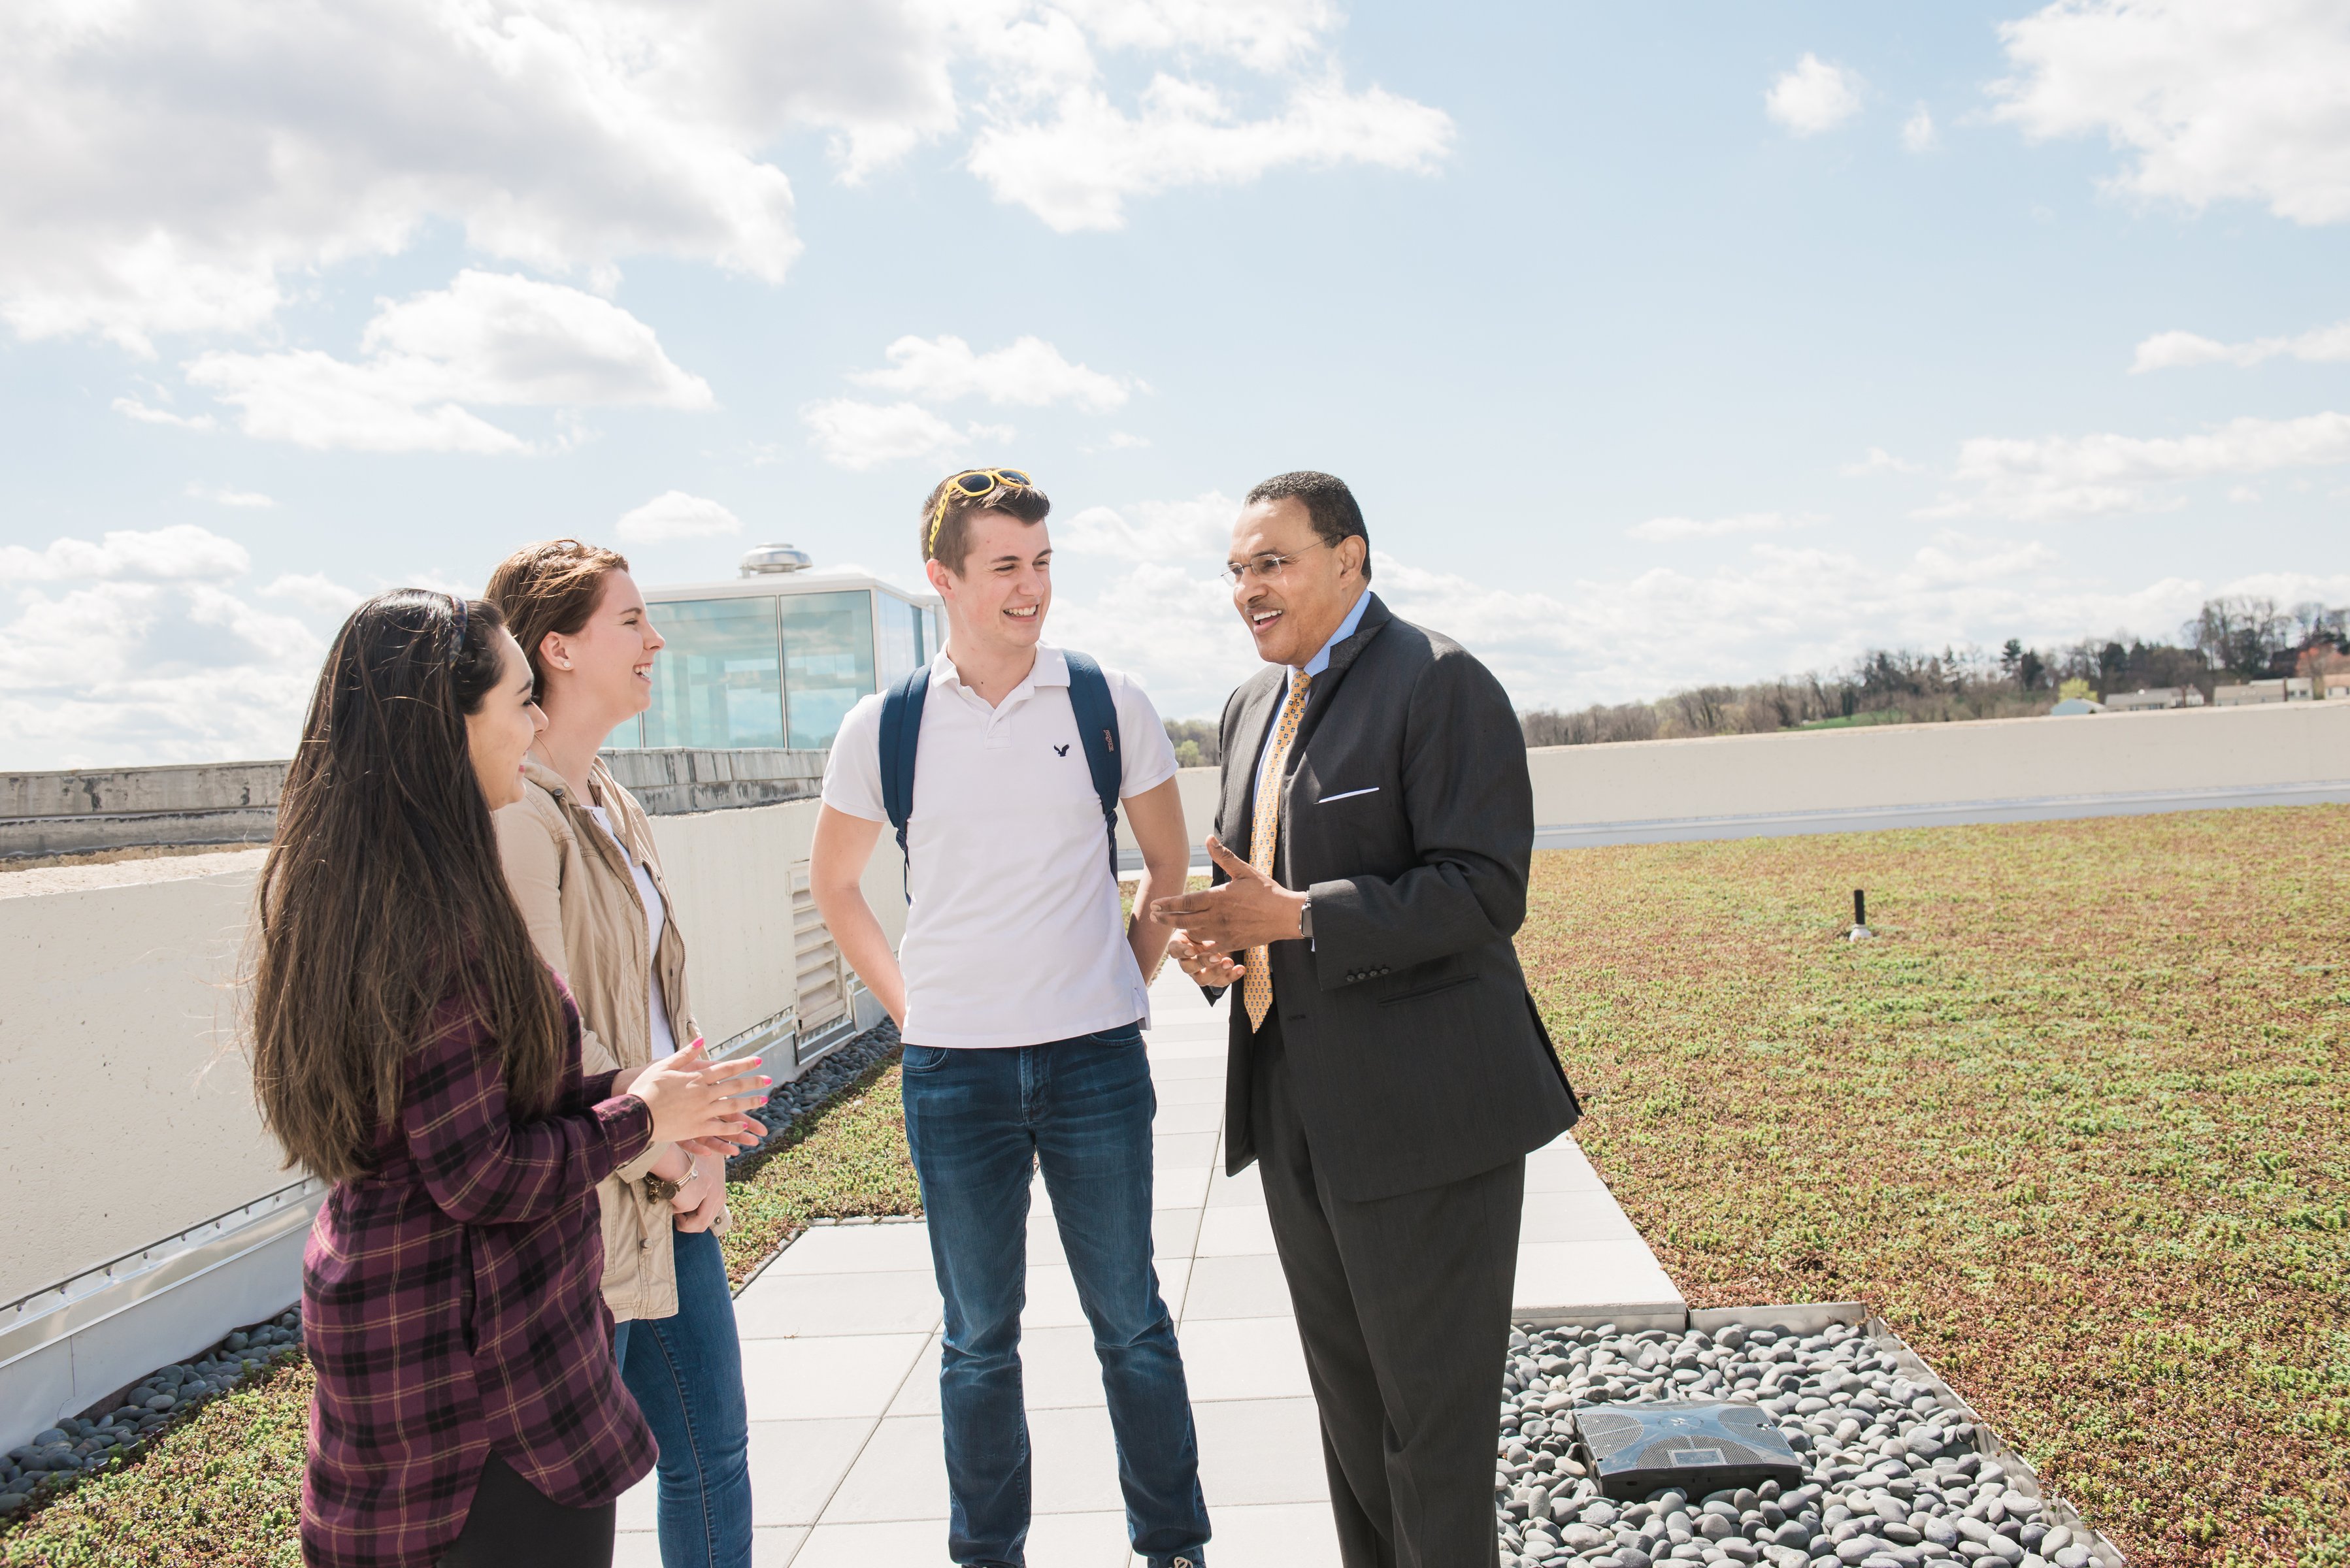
[{"xmin": 739, "ymin": 544, "xmax": 812, "ymax": 576}]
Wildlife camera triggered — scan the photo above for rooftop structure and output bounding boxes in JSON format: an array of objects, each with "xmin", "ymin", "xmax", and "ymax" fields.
[{"xmin": 604, "ymin": 546, "xmax": 943, "ymax": 754}]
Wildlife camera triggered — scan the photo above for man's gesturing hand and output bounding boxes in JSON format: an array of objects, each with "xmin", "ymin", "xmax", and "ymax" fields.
[
  {"xmin": 1148, "ymin": 835, "xmax": 1309, "ymax": 952},
  {"xmin": 1168, "ymin": 934, "xmax": 1245, "ymax": 988}
]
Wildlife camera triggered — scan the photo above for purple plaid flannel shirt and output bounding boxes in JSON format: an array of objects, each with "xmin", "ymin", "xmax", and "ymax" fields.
[{"xmin": 299, "ymin": 985, "xmax": 655, "ymax": 1568}]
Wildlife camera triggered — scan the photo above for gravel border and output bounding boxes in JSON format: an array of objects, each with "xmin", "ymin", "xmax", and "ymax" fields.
[
  {"xmin": 1499, "ymin": 1318, "xmax": 2111, "ymax": 1568},
  {"xmin": 726, "ymin": 1017, "xmax": 901, "ymax": 1178},
  {"xmin": 0, "ymin": 1307, "xmax": 305, "ymax": 1520}
]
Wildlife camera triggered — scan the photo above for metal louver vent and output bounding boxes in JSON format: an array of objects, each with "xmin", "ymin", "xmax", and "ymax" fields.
[{"xmin": 790, "ymin": 862, "xmax": 849, "ymax": 1047}]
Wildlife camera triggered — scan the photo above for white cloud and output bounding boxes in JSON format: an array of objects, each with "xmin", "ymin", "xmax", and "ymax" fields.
[
  {"xmin": 1, "ymin": 524, "xmax": 251, "ymax": 583},
  {"xmin": 1766, "ymin": 54, "xmax": 1864, "ymax": 137},
  {"xmin": 802, "ymin": 399, "xmax": 1016, "ymax": 470},
  {"xmin": 259, "ymin": 572, "xmax": 364, "ymax": 615},
  {"xmin": 1992, "ymin": 0, "xmax": 2350, "ymax": 225},
  {"xmin": 185, "ymin": 351, "xmax": 533, "ymax": 455},
  {"xmin": 1842, "ymin": 447, "xmax": 1926, "ymax": 477},
  {"xmin": 1626, "ymin": 512, "xmax": 1817, "ymax": 542},
  {"xmin": 112, "ymin": 397, "xmax": 214, "ymax": 431},
  {"xmin": 0, "ymin": 1, "xmax": 816, "ymax": 352},
  {"xmin": 2228, "ymin": 485, "xmax": 2261, "ymax": 503},
  {"xmin": 2131, "ymin": 319, "xmax": 2350, "ymax": 371},
  {"xmin": 967, "ymin": 71, "xmax": 1454, "ymax": 232},
  {"xmin": 0, "ymin": 2, "xmax": 1445, "ymax": 350},
  {"xmin": 180, "ymin": 271, "xmax": 710, "ymax": 452},
  {"xmin": 851, "ymin": 335, "xmax": 1133, "ymax": 412},
  {"xmin": 0, "ymin": 525, "xmax": 320, "ymax": 768},
  {"xmin": 1901, "ymin": 105, "xmax": 1938, "ymax": 152},
  {"xmin": 1927, "ymin": 410, "xmax": 2350, "ymax": 519},
  {"xmin": 1060, "ymin": 492, "xmax": 1239, "ymax": 560},
  {"xmin": 184, "ymin": 482, "xmax": 275, "ymax": 508},
  {"xmin": 1044, "ymin": 509, "xmax": 2350, "ymax": 719},
  {"xmin": 616, "ymin": 490, "xmax": 744, "ymax": 542}
]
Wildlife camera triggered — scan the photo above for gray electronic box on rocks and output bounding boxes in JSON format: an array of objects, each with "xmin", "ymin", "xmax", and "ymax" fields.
[{"xmin": 1572, "ymin": 1401, "xmax": 1804, "ymax": 1499}]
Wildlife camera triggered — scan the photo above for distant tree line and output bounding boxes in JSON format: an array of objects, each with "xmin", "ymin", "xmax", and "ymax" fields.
[
  {"xmin": 1518, "ymin": 595, "xmax": 2350, "ymax": 748},
  {"xmin": 1164, "ymin": 717, "xmax": 1222, "ymax": 768}
]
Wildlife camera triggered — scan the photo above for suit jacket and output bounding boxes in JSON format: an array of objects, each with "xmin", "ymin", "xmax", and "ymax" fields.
[{"xmin": 1210, "ymin": 592, "xmax": 1580, "ymax": 1202}]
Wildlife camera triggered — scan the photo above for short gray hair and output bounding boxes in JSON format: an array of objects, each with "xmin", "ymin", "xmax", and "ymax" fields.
[{"xmin": 1245, "ymin": 470, "xmax": 1370, "ymax": 584}]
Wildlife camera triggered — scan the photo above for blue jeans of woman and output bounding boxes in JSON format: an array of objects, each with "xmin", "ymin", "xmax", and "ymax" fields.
[
  {"xmin": 899, "ymin": 1021, "xmax": 1210, "ymax": 1568},
  {"xmin": 611, "ymin": 1225, "xmax": 753, "ymax": 1568}
]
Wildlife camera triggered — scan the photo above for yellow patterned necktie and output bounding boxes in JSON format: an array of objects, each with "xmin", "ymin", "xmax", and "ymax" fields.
[{"xmin": 1243, "ymin": 670, "xmax": 1312, "ymax": 1032}]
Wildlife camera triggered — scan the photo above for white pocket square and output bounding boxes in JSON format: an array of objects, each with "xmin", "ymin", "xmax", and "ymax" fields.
[{"xmin": 1319, "ymin": 787, "xmax": 1379, "ymax": 804}]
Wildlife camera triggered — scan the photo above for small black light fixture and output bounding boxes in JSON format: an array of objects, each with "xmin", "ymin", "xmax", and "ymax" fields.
[{"xmin": 1847, "ymin": 888, "xmax": 1873, "ymax": 943}]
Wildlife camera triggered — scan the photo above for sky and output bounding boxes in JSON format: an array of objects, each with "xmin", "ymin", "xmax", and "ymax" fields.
[{"xmin": 5, "ymin": 0, "xmax": 2349, "ymax": 768}]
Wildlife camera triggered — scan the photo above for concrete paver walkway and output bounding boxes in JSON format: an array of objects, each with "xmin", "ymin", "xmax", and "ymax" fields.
[{"xmin": 617, "ymin": 970, "xmax": 1681, "ymax": 1567}]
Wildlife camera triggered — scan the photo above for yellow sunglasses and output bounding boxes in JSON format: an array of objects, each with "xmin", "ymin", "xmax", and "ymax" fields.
[{"xmin": 926, "ymin": 468, "xmax": 1034, "ymax": 559}]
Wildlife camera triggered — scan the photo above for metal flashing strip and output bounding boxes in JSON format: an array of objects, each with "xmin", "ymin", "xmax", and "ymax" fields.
[
  {"xmin": 0, "ymin": 1179, "xmax": 323, "ymax": 1373},
  {"xmin": 1534, "ymin": 778, "xmax": 2350, "ymax": 851},
  {"xmin": 704, "ymin": 984, "xmax": 876, "ymax": 1077},
  {"xmin": 706, "ymin": 1005, "xmax": 797, "ymax": 1067}
]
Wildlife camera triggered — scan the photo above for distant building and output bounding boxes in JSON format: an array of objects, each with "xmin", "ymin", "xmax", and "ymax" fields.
[
  {"xmin": 2049, "ymin": 697, "xmax": 2104, "ymax": 715},
  {"xmin": 2106, "ymin": 687, "xmax": 2191, "ymax": 711},
  {"xmin": 2325, "ymin": 672, "xmax": 2350, "ymax": 700},
  {"xmin": 2214, "ymin": 678, "xmax": 2312, "ymax": 706}
]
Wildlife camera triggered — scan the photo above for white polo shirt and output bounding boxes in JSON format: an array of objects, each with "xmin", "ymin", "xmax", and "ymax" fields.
[{"xmin": 822, "ymin": 644, "xmax": 1180, "ymax": 1049}]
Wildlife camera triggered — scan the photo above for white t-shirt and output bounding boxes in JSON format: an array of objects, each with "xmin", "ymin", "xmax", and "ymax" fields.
[
  {"xmin": 822, "ymin": 644, "xmax": 1180, "ymax": 1049},
  {"xmin": 586, "ymin": 804, "xmax": 679, "ymax": 1059}
]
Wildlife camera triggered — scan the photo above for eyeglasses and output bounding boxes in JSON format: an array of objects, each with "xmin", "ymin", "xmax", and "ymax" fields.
[
  {"xmin": 926, "ymin": 468, "xmax": 1035, "ymax": 559},
  {"xmin": 1219, "ymin": 538, "xmax": 1332, "ymax": 585}
]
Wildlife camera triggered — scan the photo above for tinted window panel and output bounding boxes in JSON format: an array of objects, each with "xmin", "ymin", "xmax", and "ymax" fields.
[
  {"xmin": 642, "ymin": 596, "xmax": 784, "ymax": 749},
  {"xmin": 781, "ymin": 591, "xmax": 875, "ymax": 750}
]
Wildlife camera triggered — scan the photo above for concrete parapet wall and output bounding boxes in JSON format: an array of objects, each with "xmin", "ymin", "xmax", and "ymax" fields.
[
  {"xmin": 1118, "ymin": 698, "xmax": 2350, "ymax": 864},
  {"xmin": 2, "ymin": 748, "xmax": 827, "ymax": 860},
  {"xmin": 1521, "ymin": 698, "xmax": 2349, "ymax": 830},
  {"xmin": 0, "ymin": 792, "xmax": 904, "ymax": 1420}
]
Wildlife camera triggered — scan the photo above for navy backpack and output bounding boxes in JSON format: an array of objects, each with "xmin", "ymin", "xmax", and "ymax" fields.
[{"xmin": 878, "ymin": 651, "xmax": 1122, "ymax": 900}]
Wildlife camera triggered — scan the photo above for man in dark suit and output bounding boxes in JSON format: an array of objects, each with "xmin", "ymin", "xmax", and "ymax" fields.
[{"xmin": 1153, "ymin": 471, "xmax": 1581, "ymax": 1568}]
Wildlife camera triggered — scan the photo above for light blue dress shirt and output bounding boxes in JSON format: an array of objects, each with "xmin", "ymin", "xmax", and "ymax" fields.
[{"xmin": 1251, "ymin": 587, "xmax": 1371, "ymax": 813}]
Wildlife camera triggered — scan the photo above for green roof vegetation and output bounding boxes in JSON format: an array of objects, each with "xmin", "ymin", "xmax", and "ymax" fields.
[{"xmin": 1524, "ymin": 805, "xmax": 2348, "ymax": 1566}]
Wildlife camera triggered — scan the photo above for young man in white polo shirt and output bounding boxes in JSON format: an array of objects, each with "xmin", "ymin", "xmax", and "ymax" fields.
[{"xmin": 808, "ymin": 470, "xmax": 1208, "ymax": 1568}]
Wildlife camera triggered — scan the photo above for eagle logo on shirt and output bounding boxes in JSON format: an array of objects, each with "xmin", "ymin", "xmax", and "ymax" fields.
[{"xmin": 1054, "ymin": 744, "xmax": 1070, "ymax": 756}]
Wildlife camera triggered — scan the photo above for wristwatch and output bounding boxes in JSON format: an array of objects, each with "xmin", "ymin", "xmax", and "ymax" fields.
[{"xmin": 1297, "ymin": 894, "xmax": 1314, "ymax": 941}]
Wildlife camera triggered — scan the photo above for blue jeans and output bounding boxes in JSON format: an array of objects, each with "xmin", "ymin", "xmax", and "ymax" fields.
[
  {"xmin": 900, "ymin": 1022, "xmax": 1210, "ymax": 1568},
  {"xmin": 611, "ymin": 1226, "xmax": 753, "ymax": 1568}
]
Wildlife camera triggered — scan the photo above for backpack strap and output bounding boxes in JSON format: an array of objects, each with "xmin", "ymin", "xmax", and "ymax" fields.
[
  {"xmin": 878, "ymin": 666, "xmax": 930, "ymax": 904},
  {"xmin": 1061, "ymin": 651, "xmax": 1123, "ymax": 879}
]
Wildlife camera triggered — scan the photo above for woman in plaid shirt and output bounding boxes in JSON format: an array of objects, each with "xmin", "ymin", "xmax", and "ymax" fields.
[{"xmin": 249, "ymin": 592, "xmax": 770, "ymax": 1568}]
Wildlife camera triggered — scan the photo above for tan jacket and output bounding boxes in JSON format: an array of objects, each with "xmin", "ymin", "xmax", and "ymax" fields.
[{"xmin": 495, "ymin": 755, "xmax": 722, "ymax": 1322}]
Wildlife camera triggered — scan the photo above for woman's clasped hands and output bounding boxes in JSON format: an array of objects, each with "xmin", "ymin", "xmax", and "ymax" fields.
[{"xmin": 618, "ymin": 1038, "xmax": 771, "ymax": 1149}]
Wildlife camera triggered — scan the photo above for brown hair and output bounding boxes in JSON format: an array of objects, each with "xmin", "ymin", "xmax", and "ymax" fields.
[
  {"xmin": 484, "ymin": 539, "xmax": 631, "ymax": 695},
  {"xmin": 248, "ymin": 591, "xmax": 569, "ymax": 1183},
  {"xmin": 919, "ymin": 470, "xmax": 1050, "ymax": 575},
  {"xmin": 1244, "ymin": 470, "xmax": 1372, "ymax": 585}
]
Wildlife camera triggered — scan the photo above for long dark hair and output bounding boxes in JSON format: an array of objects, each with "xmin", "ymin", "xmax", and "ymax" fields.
[{"xmin": 250, "ymin": 590, "xmax": 567, "ymax": 1183}]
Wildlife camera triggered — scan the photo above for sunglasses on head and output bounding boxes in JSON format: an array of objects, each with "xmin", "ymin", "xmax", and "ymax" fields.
[{"xmin": 927, "ymin": 469, "xmax": 1034, "ymax": 558}]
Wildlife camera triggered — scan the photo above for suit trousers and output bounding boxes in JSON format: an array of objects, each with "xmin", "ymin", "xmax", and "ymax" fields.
[{"xmin": 1249, "ymin": 1013, "xmax": 1521, "ymax": 1568}]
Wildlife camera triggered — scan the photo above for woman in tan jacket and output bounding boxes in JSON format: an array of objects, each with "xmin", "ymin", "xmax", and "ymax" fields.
[{"xmin": 487, "ymin": 540, "xmax": 753, "ymax": 1568}]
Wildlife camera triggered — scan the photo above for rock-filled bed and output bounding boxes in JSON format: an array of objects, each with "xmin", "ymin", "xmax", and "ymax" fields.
[{"xmin": 1498, "ymin": 1316, "xmax": 2114, "ymax": 1568}]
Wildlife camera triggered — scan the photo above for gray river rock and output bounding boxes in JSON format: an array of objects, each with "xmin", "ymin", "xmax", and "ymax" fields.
[{"xmin": 1496, "ymin": 1320, "xmax": 2093, "ymax": 1568}]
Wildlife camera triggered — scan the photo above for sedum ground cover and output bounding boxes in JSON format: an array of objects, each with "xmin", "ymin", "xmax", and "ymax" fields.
[{"xmin": 1521, "ymin": 806, "xmax": 2347, "ymax": 1568}]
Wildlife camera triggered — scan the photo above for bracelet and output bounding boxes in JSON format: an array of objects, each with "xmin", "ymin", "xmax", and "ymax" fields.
[{"xmin": 643, "ymin": 1168, "xmax": 686, "ymax": 1205}]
